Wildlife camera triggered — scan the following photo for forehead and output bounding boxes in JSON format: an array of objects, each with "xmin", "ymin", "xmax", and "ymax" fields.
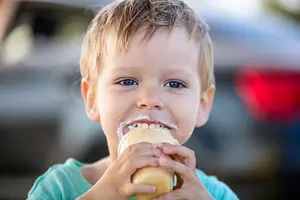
[{"xmin": 103, "ymin": 27, "xmax": 200, "ymax": 69}]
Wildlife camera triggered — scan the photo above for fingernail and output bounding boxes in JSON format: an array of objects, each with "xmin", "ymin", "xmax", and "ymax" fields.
[{"xmin": 151, "ymin": 186, "xmax": 156, "ymax": 192}]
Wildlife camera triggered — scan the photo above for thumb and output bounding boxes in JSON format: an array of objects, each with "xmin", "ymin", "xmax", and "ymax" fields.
[
  {"xmin": 121, "ymin": 183, "xmax": 156, "ymax": 197},
  {"xmin": 154, "ymin": 189, "xmax": 184, "ymax": 200}
]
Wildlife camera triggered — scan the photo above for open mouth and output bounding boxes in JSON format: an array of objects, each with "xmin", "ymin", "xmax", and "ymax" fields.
[
  {"xmin": 117, "ymin": 118, "xmax": 177, "ymax": 139},
  {"xmin": 127, "ymin": 120, "xmax": 172, "ymax": 130}
]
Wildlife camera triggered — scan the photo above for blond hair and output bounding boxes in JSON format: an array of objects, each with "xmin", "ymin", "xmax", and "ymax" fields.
[{"xmin": 80, "ymin": 0, "xmax": 215, "ymax": 91}]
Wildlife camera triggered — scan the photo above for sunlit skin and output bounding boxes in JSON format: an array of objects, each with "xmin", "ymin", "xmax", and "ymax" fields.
[{"xmin": 80, "ymin": 27, "xmax": 215, "ymax": 200}]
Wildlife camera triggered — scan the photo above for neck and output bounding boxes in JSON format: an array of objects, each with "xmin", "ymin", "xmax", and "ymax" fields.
[
  {"xmin": 107, "ymin": 138, "xmax": 119, "ymax": 161},
  {"xmin": 80, "ymin": 134, "xmax": 123, "ymax": 185},
  {"xmin": 82, "ymin": 156, "xmax": 112, "ymax": 185},
  {"xmin": 83, "ymin": 139, "xmax": 119, "ymax": 185}
]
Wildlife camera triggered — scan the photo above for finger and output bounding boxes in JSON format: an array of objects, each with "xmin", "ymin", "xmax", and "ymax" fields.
[
  {"xmin": 121, "ymin": 183, "xmax": 156, "ymax": 197},
  {"xmin": 158, "ymin": 143, "xmax": 196, "ymax": 169},
  {"xmin": 159, "ymin": 155, "xmax": 189, "ymax": 188},
  {"xmin": 159, "ymin": 156, "xmax": 194, "ymax": 181},
  {"xmin": 122, "ymin": 142, "xmax": 161, "ymax": 158},
  {"xmin": 122, "ymin": 155, "xmax": 160, "ymax": 175},
  {"xmin": 154, "ymin": 186, "xmax": 214, "ymax": 200},
  {"xmin": 154, "ymin": 189, "xmax": 184, "ymax": 200}
]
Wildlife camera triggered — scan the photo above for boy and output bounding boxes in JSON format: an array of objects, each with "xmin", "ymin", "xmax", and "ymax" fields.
[{"xmin": 28, "ymin": 0, "xmax": 239, "ymax": 199}]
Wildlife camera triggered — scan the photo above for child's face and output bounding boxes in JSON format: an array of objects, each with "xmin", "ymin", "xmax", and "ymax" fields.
[{"xmin": 83, "ymin": 28, "xmax": 213, "ymax": 157}]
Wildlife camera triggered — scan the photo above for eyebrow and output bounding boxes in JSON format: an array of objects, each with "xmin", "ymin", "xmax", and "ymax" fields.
[
  {"xmin": 167, "ymin": 69, "xmax": 194, "ymax": 77},
  {"xmin": 114, "ymin": 65, "xmax": 195, "ymax": 76}
]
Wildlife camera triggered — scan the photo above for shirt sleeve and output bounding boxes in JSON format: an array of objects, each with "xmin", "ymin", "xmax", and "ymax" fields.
[
  {"xmin": 196, "ymin": 169, "xmax": 239, "ymax": 200},
  {"xmin": 27, "ymin": 166, "xmax": 65, "ymax": 200},
  {"xmin": 27, "ymin": 194, "xmax": 47, "ymax": 200},
  {"xmin": 27, "ymin": 159, "xmax": 92, "ymax": 200}
]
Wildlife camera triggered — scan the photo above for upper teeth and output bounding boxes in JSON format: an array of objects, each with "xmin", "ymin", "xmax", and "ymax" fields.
[{"xmin": 129, "ymin": 123, "xmax": 165, "ymax": 129}]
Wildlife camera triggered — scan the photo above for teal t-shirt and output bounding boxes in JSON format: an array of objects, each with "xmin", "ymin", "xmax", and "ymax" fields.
[{"xmin": 27, "ymin": 158, "xmax": 239, "ymax": 200}]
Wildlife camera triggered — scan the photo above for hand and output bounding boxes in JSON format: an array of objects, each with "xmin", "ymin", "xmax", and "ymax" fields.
[
  {"xmin": 78, "ymin": 142, "xmax": 161, "ymax": 200},
  {"xmin": 155, "ymin": 143, "xmax": 214, "ymax": 200}
]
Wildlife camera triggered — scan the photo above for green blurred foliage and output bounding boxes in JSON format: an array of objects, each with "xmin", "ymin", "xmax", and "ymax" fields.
[{"xmin": 262, "ymin": 0, "xmax": 300, "ymax": 22}]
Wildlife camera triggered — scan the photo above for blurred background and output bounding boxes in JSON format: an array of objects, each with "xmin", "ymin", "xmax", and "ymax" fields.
[{"xmin": 0, "ymin": 0, "xmax": 300, "ymax": 199}]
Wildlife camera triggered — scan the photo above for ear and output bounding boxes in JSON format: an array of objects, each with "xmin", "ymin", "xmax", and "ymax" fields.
[
  {"xmin": 195, "ymin": 85, "xmax": 215, "ymax": 127},
  {"xmin": 81, "ymin": 78, "xmax": 100, "ymax": 122}
]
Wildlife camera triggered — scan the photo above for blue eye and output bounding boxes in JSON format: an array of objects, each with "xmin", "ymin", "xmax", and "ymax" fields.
[
  {"xmin": 118, "ymin": 79, "xmax": 137, "ymax": 86},
  {"xmin": 165, "ymin": 81, "xmax": 185, "ymax": 88}
]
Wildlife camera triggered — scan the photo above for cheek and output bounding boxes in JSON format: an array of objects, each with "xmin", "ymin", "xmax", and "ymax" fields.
[
  {"xmin": 176, "ymin": 113, "xmax": 196, "ymax": 144},
  {"xmin": 97, "ymin": 81, "xmax": 123, "ymax": 115},
  {"xmin": 96, "ymin": 87, "xmax": 124, "ymax": 137},
  {"xmin": 171, "ymin": 92, "xmax": 199, "ymax": 143}
]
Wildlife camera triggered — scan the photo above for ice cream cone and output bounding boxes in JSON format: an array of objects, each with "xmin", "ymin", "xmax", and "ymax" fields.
[{"xmin": 118, "ymin": 128, "xmax": 179, "ymax": 200}]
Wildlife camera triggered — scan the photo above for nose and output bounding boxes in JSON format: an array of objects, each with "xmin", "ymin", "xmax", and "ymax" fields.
[{"xmin": 136, "ymin": 86, "xmax": 164, "ymax": 110}]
